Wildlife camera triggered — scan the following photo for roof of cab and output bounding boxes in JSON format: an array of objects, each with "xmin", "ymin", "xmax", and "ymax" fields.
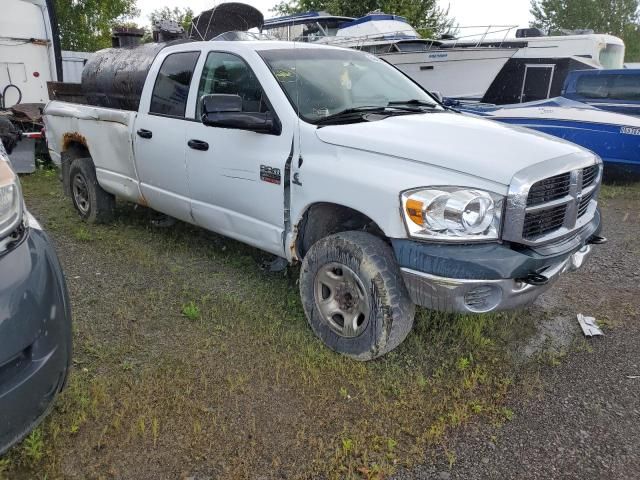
[{"xmin": 174, "ymin": 39, "xmax": 349, "ymax": 52}]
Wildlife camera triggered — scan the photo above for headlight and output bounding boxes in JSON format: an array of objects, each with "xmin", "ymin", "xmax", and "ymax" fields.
[
  {"xmin": 0, "ymin": 160, "xmax": 23, "ymax": 239},
  {"xmin": 401, "ymin": 187, "xmax": 503, "ymax": 241}
]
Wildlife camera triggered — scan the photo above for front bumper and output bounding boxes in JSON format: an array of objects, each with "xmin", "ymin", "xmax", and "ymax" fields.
[
  {"xmin": 0, "ymin": 213, "xmax": 72, "ymax": 456},
  {"xmin": 401, "ymin": 244, "xmax": 593, "ymax": 313},
  {"xmin": 394, "ymin": 210, "xmax": 601, "ymax": 314}
]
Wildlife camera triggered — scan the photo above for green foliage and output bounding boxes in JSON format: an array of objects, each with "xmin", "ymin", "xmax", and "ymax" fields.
[
  {"xmin": 181, "ymin": 301, "xmax": 201, "ymax": 321},
  {"xmin": 271, "ymin": 0, "xmax": 456, "ymax": 37},
  {"xmin": 54, "ymin": 0, "xmax": 139, "ymax": 52},
  {"xmin": 530, "ymin": 0, "xmax": 640, "ymax": 61},
  {"xmin": 149, "ymin": 6, "xmax": 195, "ymax": 32}
]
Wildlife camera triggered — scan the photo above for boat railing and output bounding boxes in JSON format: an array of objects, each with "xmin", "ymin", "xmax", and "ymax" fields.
[
  {"xmin": 445, "ymin": 25, "xmax": 519, "ymax": 47},
  {"xmin": 288, "ymin": 24, "xmax": 521, "ymax": 48}
]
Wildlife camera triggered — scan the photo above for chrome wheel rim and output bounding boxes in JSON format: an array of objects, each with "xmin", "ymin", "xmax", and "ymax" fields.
[
  {"xmin": 72, "ymin": 173, "xmax": 90, "ymax": 214},
  {"xmin": 314, "ymin": 262, "xmax": 370, "ymax": 338}
]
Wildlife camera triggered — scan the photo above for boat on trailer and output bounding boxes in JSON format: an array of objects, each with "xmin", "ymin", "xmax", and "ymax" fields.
[
  {"xmin": 453, "ymin": 97, "xmax": 640, "ymax": 177},
  {"xmin": 262, "ymin": 12, "xmax": 626, "ymax": 104},
  {"xmin": 262, "ymin": 12, "xmax": 517, "ymax": 101}
]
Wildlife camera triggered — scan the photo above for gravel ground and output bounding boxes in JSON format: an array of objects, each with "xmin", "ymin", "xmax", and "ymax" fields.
[{"xmin": 394, "ymin": 194, "xmax": 640, "ymax": 480}]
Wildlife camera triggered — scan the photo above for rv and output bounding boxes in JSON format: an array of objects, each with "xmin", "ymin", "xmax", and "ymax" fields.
[{"xmin": 1, "ymin": 0, "xmax": 62, "ymax": 108}]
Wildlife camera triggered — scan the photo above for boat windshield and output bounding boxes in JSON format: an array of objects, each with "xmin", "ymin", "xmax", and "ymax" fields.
[
  {"xmin": 259, "ymin": 48, "xmax": 439, "ymax": 124},
  {"xmin": 599, "ymin": 43, "xmax": 625, "ymax": 69},
  {"xmin": 263, "ymin": 19, "xmax": 345, "ymax": 42}
]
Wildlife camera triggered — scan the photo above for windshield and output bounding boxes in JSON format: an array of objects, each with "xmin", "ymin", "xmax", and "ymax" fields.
[
  {"xmin": 599, "ymin": 43, "xmax": 625, "ymax": 69},
  {"xmin": 259, "ymin": 48, "xmax": 439, "ymax": 124}
]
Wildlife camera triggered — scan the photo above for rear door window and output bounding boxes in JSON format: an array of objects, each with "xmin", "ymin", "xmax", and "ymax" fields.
[{"xmin": 150, "ymin": 51, "xmax": 200, "ymax": 117}]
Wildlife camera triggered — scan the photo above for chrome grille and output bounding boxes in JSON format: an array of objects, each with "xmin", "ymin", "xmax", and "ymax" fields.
[
  {"xmin": 578, "ymin": 190, "xmax": 596, "ymax": 218},
  {"xmin": 523, "ymin": 204, "xmax": 567, "ymax": 239},
  {"xmin": 502, "ymin": 155, "xmax": 602, "ymax": 246},
  {"xmin": 582, "ymin": 165, "xmax": 598, "ymax": 188},
  {"xmin": 526, "ymin": 172, "xmax": 571, "ymax": 207}
]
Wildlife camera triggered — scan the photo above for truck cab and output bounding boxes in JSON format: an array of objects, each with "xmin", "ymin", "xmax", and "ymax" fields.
[
  {"xmin": 44, "ymin": 40, "xmax": 604, "ymax": 360},
  {"xmin": 562, "ymin": 68, "xmax": 640, "ymax": 116}
]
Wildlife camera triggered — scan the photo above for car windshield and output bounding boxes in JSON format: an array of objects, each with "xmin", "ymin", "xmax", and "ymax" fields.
[{"xmin": 258, "ymin": 48, "xmax": 440, "ymax": 124}]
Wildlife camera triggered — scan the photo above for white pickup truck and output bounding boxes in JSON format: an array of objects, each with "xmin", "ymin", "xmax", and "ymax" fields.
[{"xmin": 44, "ymin": 40, "xmax": 605, "ymax": 360}]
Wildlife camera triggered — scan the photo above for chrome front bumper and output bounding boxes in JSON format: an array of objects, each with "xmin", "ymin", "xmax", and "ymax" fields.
[{"xmin": 401, "ymin": 244, "xmax": 593, "ymax": 314}]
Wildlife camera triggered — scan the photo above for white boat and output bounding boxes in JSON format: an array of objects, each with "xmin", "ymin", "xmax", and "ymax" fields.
[
  {"xmin": 262, "ymin": 12, "xmax": 626, "ymax": 104},
  {"xmin": 263, "ymin": 13, "xmax": 516, "ymax": 100}
]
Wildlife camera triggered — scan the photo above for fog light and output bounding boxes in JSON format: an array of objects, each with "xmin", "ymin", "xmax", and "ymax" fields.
[{"xmin": 463, "ymin": 285, "xmax": 502, "ymax": 313}]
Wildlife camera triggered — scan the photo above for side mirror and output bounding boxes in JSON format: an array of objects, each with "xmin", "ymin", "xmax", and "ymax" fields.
[{"xmin": 200, "ymin": 94, "xmax": 280, "ymax": 135}]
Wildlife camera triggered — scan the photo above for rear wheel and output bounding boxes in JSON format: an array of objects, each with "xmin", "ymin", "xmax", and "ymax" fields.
[
  {"xmin": 69, "ymin": 158, "xmax": 115, "ymax": 224},
  {"xmin": 299, "ymin": 231, "xmax": 415, "ymax": 361}
]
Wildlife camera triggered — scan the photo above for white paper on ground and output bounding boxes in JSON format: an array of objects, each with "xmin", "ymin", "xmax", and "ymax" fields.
[{"xmin": 577, "ymin": 314, "xmax": 604, "ymax": 337}]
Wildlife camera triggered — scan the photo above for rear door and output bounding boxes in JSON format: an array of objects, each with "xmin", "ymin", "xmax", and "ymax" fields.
[
  {"xmin": 133, "ymin": 49, "xmax": 200, "ymax": 222},
  {"xmin": 184, "ymin": 50, "xmax": 294, "ymax": 256}
]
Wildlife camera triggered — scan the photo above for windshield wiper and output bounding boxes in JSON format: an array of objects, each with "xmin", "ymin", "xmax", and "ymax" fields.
[
  {"xmin": 314, "ymin": 106, "xmax": 387, "ymax": 125},
  {"xmin": 388, "ymin": 99, "xmax": 438, "ymax": 109}
]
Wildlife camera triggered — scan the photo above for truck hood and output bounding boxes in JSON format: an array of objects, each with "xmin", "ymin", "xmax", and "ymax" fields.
[{"xmin": 315, "ymin": 111, "xmax": 585, "ymax": 185}]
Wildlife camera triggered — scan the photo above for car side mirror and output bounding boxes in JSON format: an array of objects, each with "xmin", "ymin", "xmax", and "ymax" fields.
[{"xmin": 200, "ymin": 94, "xmax": 280, "ymax": 135}]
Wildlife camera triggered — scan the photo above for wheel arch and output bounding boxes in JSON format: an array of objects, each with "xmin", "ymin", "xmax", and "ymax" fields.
[
  {"xmin": 293, "ymin": 202, "xmax": 388, "ymax": 260},
  {"xmin": 60, "ymin": 139, "xmax": 92, "ymax": 197}
]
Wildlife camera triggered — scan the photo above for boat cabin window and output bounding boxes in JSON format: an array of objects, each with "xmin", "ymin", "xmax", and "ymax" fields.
[
  {"xmin": 609, "ymin": 74, "xmax": 640, "ymax": 100},
  {"xmin": 599, "ymin": 43, "xmax": 624, "ymax": 69},
  {"xmin": 395, "ymin": 42, "xmax": 430, "ymax": 52},
  {"xmin": 575, "ymin": 74, "xmax": 610, "ymax": 99},
  {"xmin": 575, "ymin": 73, "xmax": 640, "ymax": 101},
  {"xmin": 359, "ymin": 43, "xmax": 395, "ymax": 54}
]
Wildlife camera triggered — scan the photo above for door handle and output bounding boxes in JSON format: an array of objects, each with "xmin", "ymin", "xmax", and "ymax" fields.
[
  {"xmin": 137, "ymin": 129, "xmax": 153, "ymax": 139},
  {"xmin": 188, "ymin": 139, "xmax": 209, "ymax": 151}
]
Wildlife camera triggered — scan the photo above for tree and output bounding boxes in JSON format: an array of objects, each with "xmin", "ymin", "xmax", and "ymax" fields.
[
  {"xmin": 530, "ymin": 0, "xmax": 640, "ymax": 60},
  {"xmin": 149, "ymin": 6, "xmax": 195, "ymax": 32},
  {"xmin": 271, "ymin": 0, "xmax": 456, "ymax": 38},
  {"xmin": 54, "ymin": 0, "xmax": 139, "ymax": 52}
]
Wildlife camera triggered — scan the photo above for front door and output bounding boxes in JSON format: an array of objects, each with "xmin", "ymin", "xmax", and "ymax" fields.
[
  {"xmin": 520, "ymin": 64, "xmax": 555, "ymax": 103},
  {"xmin": 184, "ymin": 51, "xmax": 294, "ymax": 256},
  {"xmin": 134, "ymin": 50, "xmax": 200, "ymax": 222}
]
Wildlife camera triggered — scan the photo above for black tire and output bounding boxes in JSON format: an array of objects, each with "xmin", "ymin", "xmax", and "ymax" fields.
[
  {"xmin": 300, "ymin": 231, "xmax": 415, "ymax": 361},
  {"xmin": 68, "ymin": 158, "xmax": 115, "ymax": 224}
]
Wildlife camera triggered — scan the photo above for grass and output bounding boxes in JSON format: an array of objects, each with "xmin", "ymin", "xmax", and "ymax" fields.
[
  {"xmin": 181, "ymin": 301, "xmax": 201, "ymax": 321},
  {"xmin": 4, "ymin": 170, "xmax": 637, "ymax": 479}
]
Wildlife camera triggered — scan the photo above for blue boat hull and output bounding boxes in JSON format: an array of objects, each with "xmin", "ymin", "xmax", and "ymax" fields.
[{"xmin": 494, "ymin": 118, "xmax": 640, "ymax": 175}]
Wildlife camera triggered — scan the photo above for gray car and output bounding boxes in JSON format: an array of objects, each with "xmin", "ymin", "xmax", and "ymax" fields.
[{"xmin": 0, "ymin": 141, "xmax": 72, "ymax": 455}]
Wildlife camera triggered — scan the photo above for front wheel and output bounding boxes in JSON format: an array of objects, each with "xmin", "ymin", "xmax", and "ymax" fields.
[{"xmin": 299, "ymin": 231, "xmax": 415, "ymax": 361}]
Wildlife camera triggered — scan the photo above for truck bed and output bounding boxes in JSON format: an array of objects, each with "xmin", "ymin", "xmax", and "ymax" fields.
[{"xmin": 44, "ymin": 100, "xmax": 142, "ymax": 204}]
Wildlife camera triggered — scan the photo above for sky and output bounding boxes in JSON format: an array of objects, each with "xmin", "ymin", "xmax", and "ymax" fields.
[{"xmin": 135, "ymin": 0, "xmax": 534, "ymax": 38}]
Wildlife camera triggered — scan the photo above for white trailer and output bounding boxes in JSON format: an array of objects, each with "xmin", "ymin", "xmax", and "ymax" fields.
[
  {"xmin": 0, "ymin": 0, "xmax": 61, "ymax": 172},
  {"xmin": 0, "ymin": 0, "xmax": 61, "ymax": 107}
]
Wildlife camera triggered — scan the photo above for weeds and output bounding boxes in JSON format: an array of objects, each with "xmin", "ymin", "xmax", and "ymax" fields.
[
  {"xmin": 21, "ymin": 429, "xmax": 44, "ymax": 464},
  {"xmin": 181, "ymin": 301, "xmax": 201, "ymax": 321}
]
